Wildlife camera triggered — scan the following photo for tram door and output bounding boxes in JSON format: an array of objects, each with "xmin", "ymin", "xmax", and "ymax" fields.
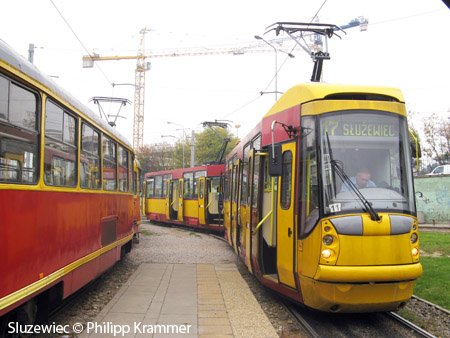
[
  {"xmin": 231, "ymin": 160, "xmax": 240, "ymax": 254},
  {"xmin": 198, "ymin": 177, "xmax": 206, "ymax": 225},
  {"xmin": 246, "ymin": 149, "xmax": 255, "ymax": 273},
  {"xmin": 276, "ymin": 142, "xmax": 296, "ymax": 288},
  {"xmin": 177, "ymin": 178, "xmax": 184, "ymax": 221},
  {"xmin": 165, "ymin": 179, "xmax": 171, "ymax": 220},
  {"xmin": 224, "ymin": 163, "xmax": 233, "ymax": 246}
]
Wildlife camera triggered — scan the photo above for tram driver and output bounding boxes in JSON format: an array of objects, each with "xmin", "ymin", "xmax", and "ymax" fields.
[{"xmin": 340, "ymin": 168, "xmax": 376, "ymax": 192}]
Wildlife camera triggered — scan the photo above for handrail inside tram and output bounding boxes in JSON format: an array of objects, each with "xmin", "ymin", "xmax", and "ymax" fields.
[{"xmin": 252, "ymin": 176, "xmax": 276, "ymax": 247}]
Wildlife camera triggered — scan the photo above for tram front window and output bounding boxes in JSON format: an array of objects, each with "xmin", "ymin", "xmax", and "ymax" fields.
[{"xmin": 319, "ymin": 111, "xmax": 415, "ymax": 216}]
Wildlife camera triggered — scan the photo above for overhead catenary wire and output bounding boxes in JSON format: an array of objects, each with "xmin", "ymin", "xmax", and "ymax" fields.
[
  {"xmin": 49, "ymin": 0, "xmax": 113, "ymax": 86},
  {"xmin": 223, "ymin": 0, "xmax": 329, "ymax": 121}
]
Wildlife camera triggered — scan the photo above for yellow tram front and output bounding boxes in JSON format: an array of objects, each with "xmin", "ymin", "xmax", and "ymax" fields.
[{"xmin": 297, "ymin": 91, "xmax": 422, "ymax": 312}]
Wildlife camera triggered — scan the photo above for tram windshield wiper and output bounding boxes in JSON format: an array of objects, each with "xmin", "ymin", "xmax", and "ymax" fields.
[
  {"xmin": 332, "ymin": 161, "xmax": 381, "ymax": 221},
  {"xmin": 325, "ymin": 132, "xmax": 381, "ymax": 222}
]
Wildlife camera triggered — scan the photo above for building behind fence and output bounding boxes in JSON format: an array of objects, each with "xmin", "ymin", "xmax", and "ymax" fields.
[{"xmin": 414, "ymin": 175, "xmax": 450, "ymax": 224}]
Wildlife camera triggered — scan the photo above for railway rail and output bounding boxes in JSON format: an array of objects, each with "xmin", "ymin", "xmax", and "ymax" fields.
[
  {"xmin": 410, "ymin": 295, "xmax": 450, "ymax": 316},
  {"xmin": 282, "ymin": 299, "xmax": 437, "ymax": 338}
]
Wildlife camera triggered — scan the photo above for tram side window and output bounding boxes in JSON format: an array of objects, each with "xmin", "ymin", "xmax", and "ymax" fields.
[
  {"xmin": 103, "ymin": 136, "xmax": 117, "ymax": 191},
  {"xmin": 194, "ymin": 170, "xmax": 206, "ymax": 198},
  {"xmin": 0, "ymin": 76, "xmax": 39, "ymax": 184},
  {"xmin": 0, "ymin": 75, "xmax": 7, "ymax": 119},
  {"xmin": 162, "ymin": 173, "xmax": 172, "ymax": 197},
  {"xmin": 251, "ymin": 135, "xmax": 262, "ymax": 206},
  {"xmin": 299, "ymin": 116, "xmax": 319, "ymax": 238},
  {"xmin": 224, "ymin": 168, "xmax": 231, "ymax": 201},
  {"xmin": 154, "ymin": 175, "xmax": 163, "ymax": 197},
  {"xmin": 241, "ymin": 144, "xmax": 250, "ymax": 205},
  {"xmin": 80, "ymin": 123, "xmax": 100, "ymax": 189},
  {"xmin": 183, "ymin": 172, "xmax": 194, "ymax": 199},
  {"xmin": 118, "ymin": 145, "xmax": 129, "ymax": 192},
  {"xmin": 130, "ymin": 155, "xmax": 135, "ymax": 194},
  {"xmin": 146, "ymin": 177, "xmax": 155, "ymax": 198},
  {"xmin": 280, "ymin": 151, "xmax": 293, "ymax": 209},
  {"xmin": 252, "ymin": 156, "xmax": 260, "ymax": 207},
  {"xmin": 44, "ymin": 100, "xmax": 77, "ymax": 187},
  {"xmin": 6, "ymin": 78, "xmax": 38, "ymax": 130}
]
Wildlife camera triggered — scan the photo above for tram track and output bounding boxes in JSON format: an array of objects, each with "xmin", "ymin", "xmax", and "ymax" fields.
[{"xmin": 282, "ymin": 299, "xmax": 437, "ymax": 338}]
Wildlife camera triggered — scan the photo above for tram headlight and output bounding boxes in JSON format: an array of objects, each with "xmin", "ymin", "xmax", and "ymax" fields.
[
  {"xmin": 410, "ymin": 233, "xmax": 418, "ymax": 244},
  {"xmin": 323, "ymin": 235, "xmax": 334, "ymax": 246},
  {"xmin": 412, "ymin": 247, "xmax": 419, "ymax": 257},
  {"xmin": 321, "ymin": 249, "xmax": 333, "ymax": 259}
]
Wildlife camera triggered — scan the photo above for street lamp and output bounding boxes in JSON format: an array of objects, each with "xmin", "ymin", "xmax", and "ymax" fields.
[
  {"xmin": 167, "ymin": 122, "xmax": 187, "ymax": 168},
  {"xmin": 235, "ymin": 124, "xmax": 241, "ymax": 138},
  {"xmin": 255, "ymin": 35, "xmax": 294, "ymax": 101}
]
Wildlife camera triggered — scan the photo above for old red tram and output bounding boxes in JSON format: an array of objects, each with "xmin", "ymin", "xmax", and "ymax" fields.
[{"xmin": 0, "ymin": 39, "xmax": 140, "ymax": 330}]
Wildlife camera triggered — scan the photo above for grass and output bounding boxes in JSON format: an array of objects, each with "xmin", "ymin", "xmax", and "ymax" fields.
[
  {"xmin": 414, "ymin": 256, "xmax": 450, "ymax": 310},
  {"xmin": 414, "ymin": 232, "xmax": 450, "ymax": 310},
  {"xmin": 189, "ymin": 232, "xmax": 202, "ymax": 239},
  {"xmin": 419, "ymin": 232, "xmax": 450, "ymax": 256},
  {"xmin": 139, "ymin": 229, "xmax": 158, "ymax": 236}
]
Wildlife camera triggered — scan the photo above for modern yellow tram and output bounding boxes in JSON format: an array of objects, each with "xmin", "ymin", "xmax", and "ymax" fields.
[{"xmin": 223, "ymin": 83, "xmax": 422, "ymax": 312}]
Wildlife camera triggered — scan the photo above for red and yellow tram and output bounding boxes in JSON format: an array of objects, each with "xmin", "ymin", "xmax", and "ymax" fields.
[
  {"xmin": 223, "ymin": 83, "xmax": 422, "ymax": 312},
  {"xmin": 144, "ymin": 164, "xmax": 225, "ymax": 232},
  {"xmin": 0, "ymin": 39, "xmax": 141, "ymax": 330}
]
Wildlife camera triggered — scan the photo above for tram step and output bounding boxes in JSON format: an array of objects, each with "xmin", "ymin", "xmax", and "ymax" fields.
[{"xmin": 263, "ymin": 274, "xmax": 279, "ymax": 283}]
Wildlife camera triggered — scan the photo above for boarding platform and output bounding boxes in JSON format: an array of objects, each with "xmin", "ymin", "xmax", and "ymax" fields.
[{"xmin": 80, "ymin": 263, "xmax": 278, "ymax": 338}]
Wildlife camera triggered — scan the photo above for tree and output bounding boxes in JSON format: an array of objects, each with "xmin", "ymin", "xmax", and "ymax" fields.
[
  {"xmin": 137, "ymin": 127, "xmax": 239, "ymax": 172},
  {"xmin": 170, "ymin": 127, "xmax": 239, "ymax": 168},
  {"xmin": 136, "ymin": 143, "xmax": 174, "ymax": 173},
  {"xmin": 171, "ymin": 136, "xmax": 190, "ymax": 169},
  {"xmin": 194, "ymin": 128, "xmax": 238, "ymax": 166},
  {"xmin": 422, "ymin": 113, "xmax": 450, "ymax": 164}
]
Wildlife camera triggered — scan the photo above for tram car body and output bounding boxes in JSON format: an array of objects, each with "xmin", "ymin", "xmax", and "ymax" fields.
[
  {"xmin": 0, "ymin": 39, "xmax": 140, "ymax": 327},
  {"xmin": 223, "ymin": 83, "xmax": 422, "ymax": 313},
  {"xmin": 145, "ymin": 164, "xmax": 225, "ymax": 232}
]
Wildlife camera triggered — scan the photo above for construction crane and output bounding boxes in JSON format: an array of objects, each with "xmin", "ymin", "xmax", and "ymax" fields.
[
  {"xmin": 82, "ymin": 34, "xmax": 289, "ymax": 151},
  {"xmin": 83, "ymin": 28, "xmax": 151, "ymax": 151},
  {"xmin": 82, "ymin": 18, "xmax": 367, "ymax": 150}
]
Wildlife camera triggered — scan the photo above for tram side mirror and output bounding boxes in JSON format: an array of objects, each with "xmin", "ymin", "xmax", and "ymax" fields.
[{"xmin": 268, "ymin": 144, "xmax": 282, "ymax": 177}]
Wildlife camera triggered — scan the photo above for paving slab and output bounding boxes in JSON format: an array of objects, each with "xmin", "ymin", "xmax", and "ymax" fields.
[{"xmin": 80, "ymin": 263, "xmax": 277, "ymax": 338}]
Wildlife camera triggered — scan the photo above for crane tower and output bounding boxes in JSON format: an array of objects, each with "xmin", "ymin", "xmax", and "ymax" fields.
[
  {"xmin": 83, "ymin": 28, "xmax": 151, "ymax": 151},
  {"xmin": 134, "ymin": 28, "xmax": 150, "ymax": 151}
]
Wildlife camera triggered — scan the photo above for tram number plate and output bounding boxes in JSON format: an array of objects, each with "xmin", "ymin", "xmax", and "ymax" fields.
[{"xmin": 329, "ymin": 203, "xmax": 341, "ymax": 212}]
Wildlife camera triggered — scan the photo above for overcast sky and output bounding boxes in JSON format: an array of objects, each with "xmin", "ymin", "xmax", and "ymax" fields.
[{"xmin": 1, "ymin": 0, "xmax": 449, "ymax": 145}]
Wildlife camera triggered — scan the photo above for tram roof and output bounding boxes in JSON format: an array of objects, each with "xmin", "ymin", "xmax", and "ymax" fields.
[
  {"xmin": 0, "ymin": 39, "xmax": 132, "ymax": 149},
  {"xmin": 264, "ymin": 82, "xmax": 405, "ymax": 118}
]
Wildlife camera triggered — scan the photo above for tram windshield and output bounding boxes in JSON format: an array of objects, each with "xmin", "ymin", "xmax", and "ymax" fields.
[{"xmin": 318, "ymin": 111, "xmax": 415, "ymax": 217}]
